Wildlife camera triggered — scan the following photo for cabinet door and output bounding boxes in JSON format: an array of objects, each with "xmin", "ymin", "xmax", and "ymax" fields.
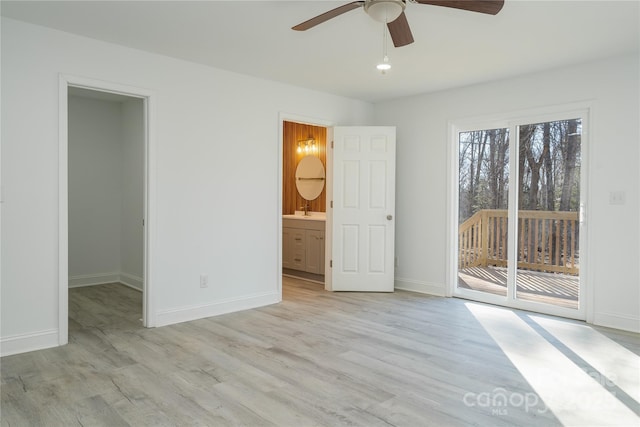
[
  {"xmin": 306, "ymin": 230, "xmax": 325, "ymax": 275},
  {"xmin": 282, "ymin": 227, "xmax": 293, "ymax": 269},
  {"xmin": 290, "ymin": 229, "xmax": 306, "ymax": 271}
]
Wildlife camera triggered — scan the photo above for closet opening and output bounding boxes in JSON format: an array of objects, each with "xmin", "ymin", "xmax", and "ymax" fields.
[
  {"xmin": 67, "ymin": 87, "xmax": 145, "ymax": 333},
  {"xmin": 59, "ymin": 76, "xmax": 155, "ymax": 346}
]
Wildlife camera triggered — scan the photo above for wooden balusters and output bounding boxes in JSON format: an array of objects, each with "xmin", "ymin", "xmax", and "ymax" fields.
[{"xmin": 459, "ymin": 209, "xmax": 579, "ymax": 275}]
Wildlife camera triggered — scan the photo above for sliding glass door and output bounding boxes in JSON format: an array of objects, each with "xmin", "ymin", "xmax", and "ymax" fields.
[
  {"xmin": 454, "ymin": 112, "xmax": 585, "ymax": 319},
  {"xmin": 457, "ymin": 128, "xmax": 510, "ymax": 298},
  {"xmin": 515, "ymin": 119, "xmax": 582, "ymax": 309}
]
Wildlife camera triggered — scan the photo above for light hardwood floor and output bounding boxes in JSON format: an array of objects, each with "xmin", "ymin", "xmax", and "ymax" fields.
[{"xmin": 2, "ymin": 278, "xmax": 638, "ymax": 426}]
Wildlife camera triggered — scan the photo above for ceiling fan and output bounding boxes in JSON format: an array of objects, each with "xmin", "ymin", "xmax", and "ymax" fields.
[{"xmin": 292, "ymin": 0, "xmax": 504, "ymax": 47}]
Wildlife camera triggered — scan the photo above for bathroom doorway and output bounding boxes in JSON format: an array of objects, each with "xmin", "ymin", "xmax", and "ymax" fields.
[
  {"xmin": 280, "ymin": 119, "xmax": 330, "ymax": 287},
  {"xmin": 279, "ymin": 117, "xmax": 397, "ymax": 295}
]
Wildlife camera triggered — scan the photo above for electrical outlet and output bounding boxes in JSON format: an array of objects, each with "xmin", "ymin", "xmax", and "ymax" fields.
[{"xmin": 200, "ymin": 274, "xmax": 209, "ymax": 288}]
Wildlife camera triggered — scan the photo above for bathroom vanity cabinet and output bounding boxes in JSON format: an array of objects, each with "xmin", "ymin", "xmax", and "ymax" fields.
[{"xmin": 283, "ymin": 217, "xmax": 325, "ymax": 275}]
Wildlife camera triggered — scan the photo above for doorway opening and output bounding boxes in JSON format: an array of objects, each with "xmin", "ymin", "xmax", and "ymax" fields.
[
  {"xmin": 281, "ymin": 120, "xmax": 328, "ymax": 286},
  {"xmin": 278, "ymin": 119, "xmax": 398, "ymax": 296},
  {"xmin": 59, "ymin": 75, "xmax": 155, "ymax": 346},
  {"xmin": 67, "ymin": 87, "xmax": 145, "ymax": 334},
  {"xmin": 451, "ymin": 108, "xmax": 588, "ymax": 320}
]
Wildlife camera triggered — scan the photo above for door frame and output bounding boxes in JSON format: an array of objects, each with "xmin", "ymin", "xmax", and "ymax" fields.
[
  {"xmin": 278, "ymin": 113, "xmax": 335, "ymax": 295},
  {"xmin": 58, "ymin": 74, "xmax": 156, "ymax": 345},
  {"xmin": 446, "ymin": 102, "xmax": 593, "ymax": 321}
]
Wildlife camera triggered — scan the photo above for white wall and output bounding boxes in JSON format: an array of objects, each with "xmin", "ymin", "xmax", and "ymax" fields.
[
  {"xmin": 0, "ymin": 18, "xmax": 374, "ymax": 355},
  {"xmin": 375, "ymin": 54, "xmax": 640, "ymax": 332},
  {"xmin": 120, "ymin": 98, "xmax": 145, "ymax": 289},
  {"xmin": 68, "ymin": 95, "xmax": 123, "ymax": 283},
  {"xmin": 67, "ymin": 94, "xmax": 144, "ymax": 290}
]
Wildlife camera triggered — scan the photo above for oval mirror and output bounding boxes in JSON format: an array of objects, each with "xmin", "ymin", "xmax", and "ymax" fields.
[{"xmin": 295, "ymin": 155, "xmax": 325, "ymax": 201}]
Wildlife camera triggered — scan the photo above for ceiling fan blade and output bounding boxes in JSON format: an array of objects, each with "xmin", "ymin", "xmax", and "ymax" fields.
[
  {"xmin": 292, "ymin": 1, "xmax": 365, "ymax": 31},
  {"xmin": 415, "ymin": 0, "xmax": 504, "ymax": 15},
  {"xmin": 387, "ymin": 12, "xmax": 414, "ymax": 47}
]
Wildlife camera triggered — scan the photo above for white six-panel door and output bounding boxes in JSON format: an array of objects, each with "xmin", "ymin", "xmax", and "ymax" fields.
[{"xmin": 331, "ymin": 126, "xmax": 396, "ymax": 292}]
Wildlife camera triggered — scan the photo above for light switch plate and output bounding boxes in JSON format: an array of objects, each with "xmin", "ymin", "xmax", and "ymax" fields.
[
  {"xmin": 200, "ymin": 274, "xmax": 209, "ymax": 288},
  {"xmin": 609, "ymin": 191, "xmax": 625, "ymax": 205}
]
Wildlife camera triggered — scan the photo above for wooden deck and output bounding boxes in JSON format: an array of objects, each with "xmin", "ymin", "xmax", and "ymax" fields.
[{"xmin": 458, "ymin": 266, "xmax": 579, "ymax": 309}]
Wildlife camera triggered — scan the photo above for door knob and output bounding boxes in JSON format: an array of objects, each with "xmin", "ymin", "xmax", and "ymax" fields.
[{"xmin": 387, "ymin": 215, "xmax": 393, "ymax": 220}]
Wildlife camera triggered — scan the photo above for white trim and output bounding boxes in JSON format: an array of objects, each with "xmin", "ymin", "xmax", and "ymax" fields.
[
  {"xmin": 277, "ymin": 113, "xmax": 335, "ymax": 296},
  {"xmin": 119, "ymin": 282, "xmax": 143, "ymax": 293},
  {"xmin": 68, "ymin": 272, "xmax": 120, "ymax": 288},
  {"xmin": 1, "ymin": 329, "xmax": 59, "ymax": 357},
  {"xmin": 593, "ymin": 312, "xmax": 640, "ymax": 334},
  {"xmin": 59, "ymin": 74, "xmax": 156, "ymax": 347},
  {"xmin": 119, "ymin": 272, "xmax": 144, "ymax": 291},
  {"xmin": 58, "ymin": 75, "xmax": 69, "ymax": 346},
  {"xmin": 68, "ymin": 273, "xmax": 143, "ymax": 291},
  {"xmin": 324, "ymin": 126, "xmax": 334, "ymax": 292},
  {"xmin": 155, "ymin": 291, "xmax": 280, "ymax": 327},
  {"xmin": 395, "ymin": 278, "xmax": 445, "ymax": 296},
  {"xmin": 143, "ymin": 92, "xmax": 157, "ymax": 327},
  {"xmin": 445, "ymin": 120, "xmax": 457, "ymax": 298},
  {"xmin": 583, "ymin": 104, "xmax": 596, "ymax": 325}
]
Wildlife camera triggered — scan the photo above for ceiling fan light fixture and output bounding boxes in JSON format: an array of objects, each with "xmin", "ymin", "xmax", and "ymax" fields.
[
  {"xmin": 376, "ymin": 62, "xmax": 391, "ymax": 71},
  {"xmin": 364, "ymin": 0, "xmax": 405, "ymax": 23},
  {"xmin": 376, "ymin": 55, "xmax": 391, "ymax": 73}
]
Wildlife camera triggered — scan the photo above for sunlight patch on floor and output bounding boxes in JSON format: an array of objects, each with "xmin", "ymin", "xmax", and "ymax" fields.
[
  {"xmin": 465, "ymin": 302, "xmax": 639, "ymax": 425},
  {"xmin": 531, "ymin": 315, "xmax": 640, "ymax": 406}
]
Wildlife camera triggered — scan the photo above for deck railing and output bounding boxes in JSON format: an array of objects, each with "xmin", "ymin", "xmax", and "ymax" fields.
[{"xmin": 458, "ymin": 209, "xmax": 579, "ymax": 275}]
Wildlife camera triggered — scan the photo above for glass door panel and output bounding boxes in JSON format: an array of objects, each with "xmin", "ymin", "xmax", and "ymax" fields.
[
  {"xmin": 457, "ymin": 128, "xmax": 510, "ymax": 297},
  {"xmin": 515, "ymin": 119, "xmax": 581, "ymax": 309}
]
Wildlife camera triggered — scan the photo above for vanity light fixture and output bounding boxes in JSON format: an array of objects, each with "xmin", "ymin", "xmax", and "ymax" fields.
[{"xmin": 297, "ymin": 138, "xmax": 317, "ymax": 154}]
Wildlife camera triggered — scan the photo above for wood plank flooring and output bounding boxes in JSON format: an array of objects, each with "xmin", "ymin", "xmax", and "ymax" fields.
[{"xmin": 2, "ymin": 279, "xmax": 638, "ymax": 426}]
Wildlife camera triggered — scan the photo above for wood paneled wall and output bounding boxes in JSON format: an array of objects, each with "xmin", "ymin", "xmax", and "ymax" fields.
[{"xmin": 283, "ymin": 121, "xmax": 327, "ymax": 214}]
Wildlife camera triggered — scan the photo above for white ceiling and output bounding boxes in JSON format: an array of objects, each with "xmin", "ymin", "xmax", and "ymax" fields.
[{"xmin": 2, "ymin": 0, "xmax": 639, "ymax": 102}]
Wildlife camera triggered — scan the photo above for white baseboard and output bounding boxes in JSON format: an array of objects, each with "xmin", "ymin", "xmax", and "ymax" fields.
[
  {"xmin": 0, "ymin": 329, "xmax": 59, "ymax": 357},
  {"xmin": 119, "ymin": 272, "xmax": 143, "ymax": 291},
  {"xmin": 69, "ymin": 272, "xmax": 120, "ymax": 288},
  {"xmin": 155, "ymin": 291, "xmax": 281, "ymax": 327},
  {"xmin": 395, "ymin": 277, "xmax": 446, "ymax": 296},
  {"xmin": 593, "ymin": 311, "xmax": 640, "ymax": 333},
  {"xmin": 69, "ymin": 271, "xmax": 143, "ymax": 291}
]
